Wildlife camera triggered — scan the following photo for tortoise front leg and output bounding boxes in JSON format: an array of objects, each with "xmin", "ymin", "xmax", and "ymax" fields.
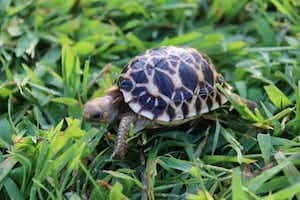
[{"xmin": 112, "ymin": 113, "xmax": 137, "ymax": 159}]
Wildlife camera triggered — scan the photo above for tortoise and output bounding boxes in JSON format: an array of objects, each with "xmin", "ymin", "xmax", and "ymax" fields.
[{"xmin": 83, "ymin": 46, "xmax": 256, "ymax": 158}]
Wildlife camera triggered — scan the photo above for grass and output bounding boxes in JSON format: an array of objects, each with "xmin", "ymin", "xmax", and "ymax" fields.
[{"xmin": 0, "ymin": 0, "xmax": 300, "ymax": 199}]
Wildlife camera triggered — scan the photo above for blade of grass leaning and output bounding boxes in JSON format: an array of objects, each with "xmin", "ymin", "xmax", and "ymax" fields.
[
  {"xmin": 257, "ymin": 134, "xmax": 273, "ymax": 164},
  {"xmin": 82, "ymin": 60, "xmax": 90, "ymax": 101},
  {"xmin": 216, "ymin": 84, "xmax": 260, "ymax": 122},
  {"xmin": 232, "ymin": 167, "xmax": 248, "ymax": 200},
  {"xmin": 246, "ymin": 161, "xmax": 290, "ymax": 193},
  {"xmin": 3, "ymin": 177, "xmax": 24, "ymax": 200},
  {"xmin": 211, "ymin": 119, "xmax": 221, "ymax": 155},
  {"xmin": 203, "ymin": 155, "xmax": 256, "ymax": 164},
  {"xmin": 221, "ymin": 128, "xmax": 243, "ymax": 164},
  {"xmin": 0, "ymin": 157, "xmax": 18, "ymax": 183},
  {"xmin": 262, "ymin": 182, "xmax": 300, "ymax": 200},
  {"xmin": 264, "ymin": 85, "xmax": 291, "ymax": 109},
  {"xmin": 274, "ymin": 152, "xmax": 300, "ymax": 200},
  {"xmin": 61, "ymin": 44, "xmax": 81, "ymax": 98},
  {"xmin": 103, "ymin": 170, "xmax": 143, "ymax": 189},
  {"xmin": 109, "ymin": 182, "xmax": 128, "ymax": 200}
]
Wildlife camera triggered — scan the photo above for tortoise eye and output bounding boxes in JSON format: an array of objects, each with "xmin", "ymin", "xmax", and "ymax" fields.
[{"xmin": 91, "ymin": 112, "xmax": 103, "ymax": 120}]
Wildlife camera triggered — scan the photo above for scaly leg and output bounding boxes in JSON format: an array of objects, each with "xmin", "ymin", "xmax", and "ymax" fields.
[{"xmin": 112, "ymin": 113, "xmax": 136, "ymax": 159}]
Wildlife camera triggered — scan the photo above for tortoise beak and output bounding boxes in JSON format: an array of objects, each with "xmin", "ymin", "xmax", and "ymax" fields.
[{"xmin": 83, "ymin": 102, "xmax": 103, "ymax": 123}]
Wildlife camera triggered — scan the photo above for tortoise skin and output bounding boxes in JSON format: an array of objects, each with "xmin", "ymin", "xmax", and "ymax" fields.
[{"xmin": 118, "ymin": 46, "xmax": 229, "ymax": 123}]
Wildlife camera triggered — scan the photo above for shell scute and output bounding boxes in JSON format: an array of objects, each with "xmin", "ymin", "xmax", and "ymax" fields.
[
  {"xmin": 132, "ymin": 87, "xmax": 145, "ymax": 96},
  {"xmin": 178, "ymin": 61, "xmax": 198, "ymax": 91},
  {"xmin": 119, "ymin": 78, "xmax": 133, "ymax": 92},
  {"xmin": 131, "ymin": 59, "xmax": 145, "ymax": 69},
  {"xmin": 153, "ymin": 70, "xmax": 174, "ymax": 98},
  {"xmin": 131, "ymin": 70, "xmax": 148, "ymax": 84}
]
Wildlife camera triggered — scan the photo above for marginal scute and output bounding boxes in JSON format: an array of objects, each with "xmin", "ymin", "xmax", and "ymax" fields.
[
  {"xmin": 143, "ymin": 97, "xmax": 155, "ymax": 110},
  {"xmin": 199, "ymin": 81, "xmax": 208, "ymax": 97},
  {"xmin": 206, "ymin": 96, "xmax": 213, "ymax": 111},
  {"xmin": 191, "ymin": 52, "xmax": 202, "ymax": 63},
  {"xmin": 182, "ymin": 102, "xmax": 189, "ymax": 117},
  {"xmin": 167, "ymin": 105, "xmax": 175, "ymax": 120},
  {"xmin": 138, "ymin": 93, "xmax": 150, "ymax": 105},
  {"xmin": 132, "ymin": 87, "xmax": 145, "ymax": 96},
  {"xmin": 119, "ymin": 78, "xmax": 133, "ymax": 92},
  {"xmin": 153, "ymin": 106, "xmax": 164, "ymax": 118},
  {"xmin": 202, "ymin": 60, "xmax": 214, "ymax": 86},
  {"xmin": 181, "ymin": 89, "xmax": 193, "ymax": 101},
  {"xmin": 156, "ymin": 97, "xmax": 167, "ymax": 109},
  {"xmin": 195, "ymin": 97, "xmax": 202, "ymax": 114}
]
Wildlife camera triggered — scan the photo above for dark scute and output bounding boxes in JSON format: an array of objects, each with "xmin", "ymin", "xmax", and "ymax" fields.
[
  {"xmin": 151, "ymin": 57, "xmax": 160, "ymax": 66},
  {"xmin": 145, "ymin": 64, "xmax": 154, "ymax": 75},
  {"xmin": 181, "ymin": 89, "xmax": 193, "ymax": 100},
  {"xmin": 182, "ymin": 53, "xmax": 193, "ymax": 63},
  {"xmin": 182, "ymin": 102, "xmax": 189, "ymax": 117},
  {"xmin": 119, "ymin": 78, "xmax": 133, "ymax": 91},
  {"xmin": 202, "ymin": 61, "xmax": 214, "ymax": 86},
  {"xmin": 131, "ymin": 59, "xmax": 145, "ymax": 69},
  {"xmin": 153, "ymin": 97, "xmax": 168, "ymax": 117},
  {"xmin": 132, "ymin": 87, "xmax": 146, "ymax": 96},
  {"xmin": 157, "ymin": 97, "xmax": 167, "ymax": 109},
  {"xmin": 139, "ymin": 93, "xmax": 150, "ymax": 105},
  {"xmin": 179, "ymin": 62, "xmax": 198, "ymax": 91},
  {"xmin": 154, "ymin": 71, "xmax": 174, "ymax": 98},
  {"xmin": 131, "ymin": 70, "xmax": 148, "ymax": 84},
  {"xmin": 167, "ymin": 105, "xmax": 175, "ymax": 120},
  {"xmin": 196, "ymin": 97, "xmax": 202, "ymax": 113},
  {"xmin": 173, "ymin": 89, "xmax": 182, "ymax": 102},
  {"xmin": 156, "ymin": 59, "xmax": 169, "ymax": 71},
  {"xmin": 143, "ymin": 97, "xmax": 155, "ymax": 110},
  {"xmin": 153, "ymin": 107, "xmax": 164, "ymax": 118},
  {"xmin": 170, "ymin": 60, "xmax": 178, "ymax": 68},
  {"xmin": 206, "ymin": 96, "xmax": 213, "ymax": 111},
  {"xmin": 199, "ymin": 81, "xmax": 208, "ymax": 98},
  {"xmin": 173, "ymin": 88, "xmax": 193, "ymax": 104},
  {"xmin": 207, "ymin": 84, "xmax": 215, "ymax": 95},
  {"xmin": 192, "ymin": 52, "xmax": 202, "ymax": 63}
]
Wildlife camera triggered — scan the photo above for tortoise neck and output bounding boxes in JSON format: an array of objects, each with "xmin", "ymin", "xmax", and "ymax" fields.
[{"xmin": 105, "ymin": 86, "xmax": 123, "ymax": 123}]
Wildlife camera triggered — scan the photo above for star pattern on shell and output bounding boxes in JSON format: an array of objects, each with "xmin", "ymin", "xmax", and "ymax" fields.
[{"xmin": 118, "ymin": 46, "xmax": 229, "ymax": 123}]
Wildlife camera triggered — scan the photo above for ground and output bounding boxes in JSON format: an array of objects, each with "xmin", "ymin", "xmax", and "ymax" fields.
[{"xmin": 0, "ymin": 0, "xmax": 300, "ymax": 199}]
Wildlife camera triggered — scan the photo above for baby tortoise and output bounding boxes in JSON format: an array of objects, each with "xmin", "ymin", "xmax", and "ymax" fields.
[{"xmin": 83, "ymin": 46, "xmax": 256, "ymax": 158}]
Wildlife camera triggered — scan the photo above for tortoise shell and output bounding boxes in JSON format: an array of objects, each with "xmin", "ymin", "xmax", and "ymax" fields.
[{"xmin": 118, "ymin": 46, "xmax": 230, "ymax": 123}]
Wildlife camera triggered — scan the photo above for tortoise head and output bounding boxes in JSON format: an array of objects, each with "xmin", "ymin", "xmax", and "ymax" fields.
[{"xmin": 83, "ymin": 95, "xmax": 118, "ymax": 124}]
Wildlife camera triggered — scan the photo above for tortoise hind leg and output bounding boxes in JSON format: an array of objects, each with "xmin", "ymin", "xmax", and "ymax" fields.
[{"xmin": 112, "ymin": 113, "xmax": 137, "ymax": 159}]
